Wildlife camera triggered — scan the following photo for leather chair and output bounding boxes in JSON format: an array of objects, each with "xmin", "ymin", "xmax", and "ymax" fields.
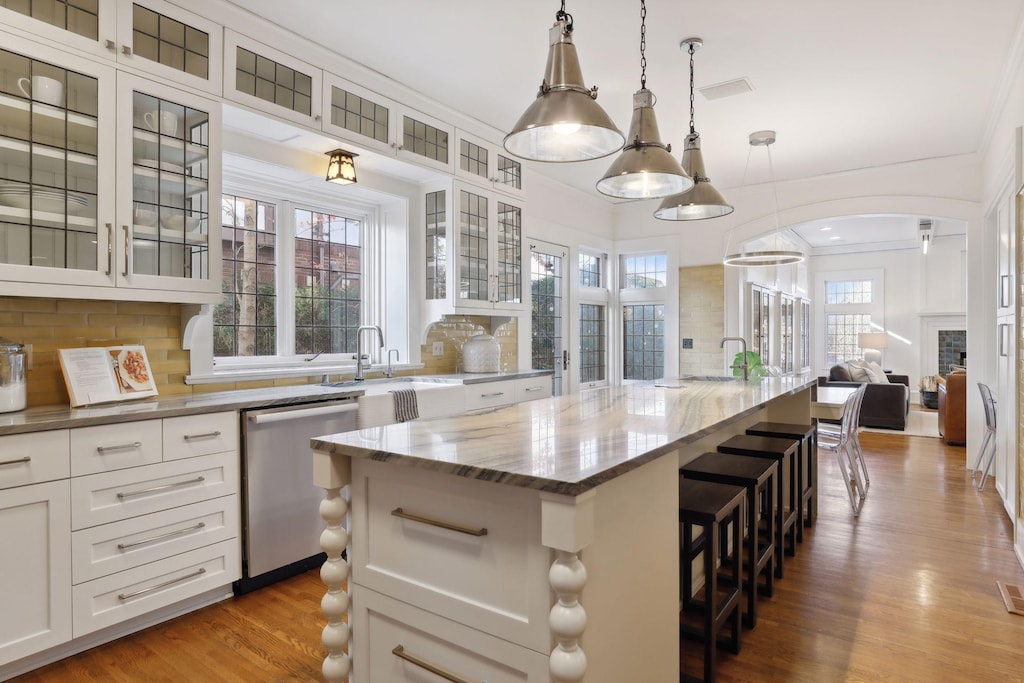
[
  {"xmin": 937, "ymin": 371, "xmax": 967, "ymax": 445},
  {"xmin": 818, "ymin": 364, "xmax": 910, "ymax": 430}
]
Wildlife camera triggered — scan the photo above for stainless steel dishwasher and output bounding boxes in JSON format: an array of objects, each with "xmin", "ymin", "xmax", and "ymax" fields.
[{"xmin": 237, "ymin": 397, "xmax": 358, "ymax": 593}]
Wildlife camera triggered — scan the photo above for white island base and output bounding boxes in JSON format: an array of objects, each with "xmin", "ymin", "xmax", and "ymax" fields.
[{"xmin": 311, "ymin": 380, "xmax": 813, "ymax": 682}]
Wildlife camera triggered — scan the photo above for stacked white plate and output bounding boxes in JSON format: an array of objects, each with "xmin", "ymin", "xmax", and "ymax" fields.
[{"xmin": 0, "ymin": 184, "xmax": 91, "ymax": 215}]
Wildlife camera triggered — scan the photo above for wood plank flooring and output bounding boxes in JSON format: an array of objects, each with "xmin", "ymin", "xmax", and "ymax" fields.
[{"xmin": 12, "ymin": 431, "xmax": 1024, "ymax": 682}]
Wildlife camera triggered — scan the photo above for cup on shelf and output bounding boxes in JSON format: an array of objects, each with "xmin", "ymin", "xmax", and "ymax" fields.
[
  {"xmin": 143, "ymin": 110, "xmax": 179, "ymax": 137},
  {"xmin": 17, "ymin": 75, "xmax": 63, "ymax": 107}
]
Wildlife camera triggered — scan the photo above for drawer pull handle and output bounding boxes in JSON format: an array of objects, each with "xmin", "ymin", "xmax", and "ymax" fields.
[
  {"xmin": 0, "ymin": 456, "xmax": 30, "ymax": 466},
  {"xmin": 480, "ymin": 392, "xmax": 505, "ymax": 398},
  {"xmin": 117, "ymin": 476, "xmax": 206, "ymax": 500},
  {"xmin": 117, "ymin": 567, "xmax": 206, "ymax": 602},
  {"xmin": 96, "ymin": 441, "xmax": 142, "ymax": 453},
  {"xmin": 392, "ymin": 645, "xmax": 482, "ymax": 683},
  {"xmin": 391, "ymin": 507, "xmax": 488, "ymax": 537},
  {"xmin": 183, "ymin": 431, "xmax": 221, "ymax": 442},
  {"xmin": 523, "ymin": 386, "xmax": 543, "ymax": 392},
  {"xmin": 117, "ymin": 522, "xmax": 206, "ymax": 551}
]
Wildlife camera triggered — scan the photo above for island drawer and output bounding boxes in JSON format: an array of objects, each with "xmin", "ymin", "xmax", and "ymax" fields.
[
  {"xmin": 463, "ymin": 380, "xmax": 516, "ymax": 411},
  {"xmin": 72, "ymin": 539, "xmax": 240, "ymax": 637},
  {"xmin": 71, "ymin": 495, "xmax": 239, "ymax": 584},
  {"xmin": 353, "ymin": 587, "xmax": 550, "ymax": 683},
  {"xmin": 71, "ymin": 451, "xmax": 239, "ymax": 530},
  {"xmin": 351, "ymin": 459, "xmax": 550, "ymax": 652},
  {"xmin": 163, "ymin": 412, "xmax": 238, "ymax": 461},
  {"xmin": 0, "ymin": 429, "xmax": 69, "ymax": 490},
  {"xmin": 71, "ymin": 420, "xmax": 163, "ymax": 476}
]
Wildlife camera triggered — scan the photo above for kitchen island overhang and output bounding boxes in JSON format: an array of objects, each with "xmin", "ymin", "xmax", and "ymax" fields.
[{"xmin": 311, "ymin": 375, "xmax": 815, "ymax": 683}]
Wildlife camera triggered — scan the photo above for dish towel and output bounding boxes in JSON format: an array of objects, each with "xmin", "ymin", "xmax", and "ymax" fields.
[{"xmin": 389, "ymin": 389, "xmax": 419, "ymax": 422}]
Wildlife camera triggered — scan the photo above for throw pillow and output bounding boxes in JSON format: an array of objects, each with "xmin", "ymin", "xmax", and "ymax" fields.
[
  {"xmin": 866, "ymin": 361, "xmax": 889, "ymax": 383},
  {"xmin": 847, "ymin": 360, "xmax": 876, "ymax": 382}
]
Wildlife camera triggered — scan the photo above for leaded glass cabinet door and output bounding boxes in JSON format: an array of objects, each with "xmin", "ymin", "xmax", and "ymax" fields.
[
  {"xmin": 456, "ymin": 185, "xmax": 492, "ymax": 308},
  {"xmin": 0, "ymin": 0, "xmax": 117, "ymax": 60},
  {"xmin": 116, "ymin": 72, "xmax": 220, "ymax": 297},
  {"xmin": 0, "ymin": 33, "xmax": 116, "ymax": 290}
]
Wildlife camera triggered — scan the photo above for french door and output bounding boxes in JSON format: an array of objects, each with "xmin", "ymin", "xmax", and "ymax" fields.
[{"xmin": 530, "ymin": 240, "xmax": 569, "ymax": 396}]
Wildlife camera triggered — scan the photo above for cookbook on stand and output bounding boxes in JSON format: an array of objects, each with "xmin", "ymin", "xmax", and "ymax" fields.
[{"xmin": 58, "ymin": 345, "xmax": 158, "ymax": 407}]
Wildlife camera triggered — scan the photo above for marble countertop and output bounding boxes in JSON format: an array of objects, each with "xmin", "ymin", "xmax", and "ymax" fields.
[
  {"xmin": 311, "ymin": 374, "xmax": 817, "ymax": 496},
  {"xmin": 0, "ymin": 370, "xmax": 553, "ymax": 436}
]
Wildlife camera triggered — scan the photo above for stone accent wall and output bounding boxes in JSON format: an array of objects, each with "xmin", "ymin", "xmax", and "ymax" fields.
[
  {"xmin": 678, "ymin": 264, "xmax": 725, "ymax": 376},
  {"xmin": 937, "ymin": 329, "xmax": 966, "ymax": 376}
]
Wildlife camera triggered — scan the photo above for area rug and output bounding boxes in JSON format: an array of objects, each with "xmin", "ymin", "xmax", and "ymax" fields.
[{"xmin": 861, "ymin": 409, "xmax": 939, "ymax": 438}]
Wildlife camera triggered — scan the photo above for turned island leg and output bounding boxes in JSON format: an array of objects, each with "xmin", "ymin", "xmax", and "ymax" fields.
[{"xmin": 313, "ymin": 450, "xmax": 352, "ymax": 682}]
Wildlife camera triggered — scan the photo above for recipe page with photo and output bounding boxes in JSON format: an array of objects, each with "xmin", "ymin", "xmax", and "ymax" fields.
[{"xmin": 59, "ymin": 345, "xmax": 158, "ymax": 406}]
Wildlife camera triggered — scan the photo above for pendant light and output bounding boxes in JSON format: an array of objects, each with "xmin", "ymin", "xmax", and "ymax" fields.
[
  {"xmin": 596, "ymin": 0, "xmax": 692, "ymax": 199},
  {"xmin": 654, "ymin": 38, "xmax": 733, "ymax": 220},
  {"xmin": 723, "ymin": 130, "xmax": 804, "ymax": 266},
  {"xmin": 503, "ymin": 1, "xmax": 624, "ymax": 163}
]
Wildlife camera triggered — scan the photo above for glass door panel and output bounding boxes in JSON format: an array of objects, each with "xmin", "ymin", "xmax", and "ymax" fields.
[
  {"xmin": 458, "ymin": 187, "xmax": 488, "ymax": 303},
  {"xmin": 531, "ymin": 241, "xmax": 567, "ymax": 396},
  {"xmin": 496, "ymin": 201, "xmax": 521, "ymax": 303}
]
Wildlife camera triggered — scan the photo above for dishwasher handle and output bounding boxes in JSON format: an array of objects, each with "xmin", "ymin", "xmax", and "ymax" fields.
[{"xmin": 248, "ymin": 402, "xmax": 359, "ymax": 425}]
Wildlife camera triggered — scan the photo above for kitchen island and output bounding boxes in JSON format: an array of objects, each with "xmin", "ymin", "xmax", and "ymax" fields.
[{"xmin": 310, "ymin": 375, "xmax": 815, "ymax": 683}]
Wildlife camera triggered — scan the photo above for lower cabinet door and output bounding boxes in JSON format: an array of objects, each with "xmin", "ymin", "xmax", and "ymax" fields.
[
  {"xmin": 353, "ymin": 587, "xmax": 550, "ymax": 683},
  {"xmin": 72, "ymin": 539, "xmax": 240, "ymax": 637},
  {"xmin": 0, "ymin": 480, "xmax": 71, "ymax": 666}
]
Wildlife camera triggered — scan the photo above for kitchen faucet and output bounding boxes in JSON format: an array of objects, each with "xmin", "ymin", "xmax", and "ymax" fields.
[
  {"xmin": 720, "ymin": 336, "xmax": 749, "ymax": 381},
  {"xmin": 355, "ymin": 325, "xmax": 384, "ymax": 381}
]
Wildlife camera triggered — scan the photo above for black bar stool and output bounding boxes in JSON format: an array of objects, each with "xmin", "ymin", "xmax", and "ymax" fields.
[
  {"xmin": 679, "ymin": 478, "xmax": 745, "ymax": 683},
  {"xmin": 745, "ymin": 421, "xmax": 817, "ymax": 539},
  {"xmin": 680, "ymin": 452, "xmax": 776, "ymax": 629},
  {"xmin": 717, "ymin": 434, "xmax": 800, "ymax": 579}
]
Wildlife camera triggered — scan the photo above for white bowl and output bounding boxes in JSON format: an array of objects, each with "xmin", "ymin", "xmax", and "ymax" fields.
[
  {"xmin": 133, "ymin": 207, "xmax": 157, "ymax": 226},
  {"xmin": 160, "ymin": 214, "xmax": 202, "ymax": 232}
]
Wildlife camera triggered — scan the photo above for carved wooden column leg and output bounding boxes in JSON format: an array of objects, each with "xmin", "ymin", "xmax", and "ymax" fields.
[
  {"xmin": 540, "ymin": 490, "xmax": 595, "ymax": 683},
  {"xmin": 313, "ymin": 449, "xmax": 352, "ymax": 682},
  {"xmin": 548, "ymin": 550, "xmax": 587, "ymax": 682},
  {"xmin": 319, "ymin": 487, "xmax": 350, "ymax": 682}
]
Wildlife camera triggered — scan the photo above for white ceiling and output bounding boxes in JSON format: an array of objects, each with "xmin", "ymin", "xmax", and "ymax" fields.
[{"xmin": 223, "ymin": 0, "xmax": 1024, "ymax": 245}]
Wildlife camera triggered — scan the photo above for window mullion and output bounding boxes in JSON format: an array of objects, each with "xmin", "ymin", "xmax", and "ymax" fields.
[{"xmin": 278, "ymin": 200, "xmax": 298, "ymax": 357}]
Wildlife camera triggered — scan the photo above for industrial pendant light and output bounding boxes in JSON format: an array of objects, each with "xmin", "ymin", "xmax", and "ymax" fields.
[
  {"xmin": 503, "ymin": 1, "xmax": 624, "ymax": 163},
  {"xmin": 596, "ymin": 0, "xmax": 692, "ymax": 199},
  {"xmin": 723, "ymin": 130, "xmax": 804, "ymax": 266},
  {"xmin": 654, "ymin": 38, "xmax": 733, "ymax": 220}
]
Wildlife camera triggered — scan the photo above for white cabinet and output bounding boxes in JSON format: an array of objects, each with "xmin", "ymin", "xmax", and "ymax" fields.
[
  {"xmin": 514, "ymin": 376, "xmax": 553, "ymax": 403},
  {"xmin": 0, "ymin": 32, "xmax": 221, "ymax": 303},
  {"xmin": 454, "ymin": 129, "xmax": 525, "ymax": 198},
  {"xmin": 463, "ymin": 379, "xmax": 516, "ymax": 411},
  {"xmin": 997, "ymin": 192, "xmax": 1015, "ymax": 316},
  {"xmin": 996, "ymin": 319, "xmax": 1017, "ymax": 513},
  {"xmin": 321, "ymin": 73, "xmax": 398, "ymax": 157},
  {"xmin": 423, "ymin": 181, "xmax": 526, "ymax": 321}
]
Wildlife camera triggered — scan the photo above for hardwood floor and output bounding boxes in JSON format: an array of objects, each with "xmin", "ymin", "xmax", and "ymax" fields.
[{"xmin": 12, "ymin": 432, "xmax": 1024, "ymax": 682}]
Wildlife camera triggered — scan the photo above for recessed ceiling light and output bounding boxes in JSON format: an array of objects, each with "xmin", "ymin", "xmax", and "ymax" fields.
[
  {"xmin": 820, "ymin": 226, "xmax": 832, "ymax": 231},
  {"xmin": 829, "ymin": 236, "xmax": 841, "ymax": 241}
]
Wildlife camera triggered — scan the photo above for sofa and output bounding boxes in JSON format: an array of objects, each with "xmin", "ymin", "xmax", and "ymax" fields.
[
  {"xmin": 818, "ymin": 361, "xmax": 910, "ymax": 430},
  {"xmin": 937, "ymin": 370, "xmax": 967, "ymax": 445}
]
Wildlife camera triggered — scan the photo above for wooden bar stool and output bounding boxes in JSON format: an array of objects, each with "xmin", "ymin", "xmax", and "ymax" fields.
[
  {"xmin": 679, "ymin": 478, "xmax": 745, "ymax": 683},
  {"xmin": 717, "ymin": 433, "xmax": 800, "ymax": 579},
  {"xmin": 745, "ymin": 421, "xmax": 817, "ymax": 540},
  {"xmin": 680, "ymin": 453, "xmax": 777, "ymax": 629}
]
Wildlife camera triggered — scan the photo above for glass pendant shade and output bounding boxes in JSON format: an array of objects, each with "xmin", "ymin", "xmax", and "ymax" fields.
[
  {"xmin": 325, "ymin": 149, "xmax": 357, "ymax": 185},
  {"xmin": 596, "ymin": 89, "xmax": 692, "ymax": 199},
  {"xmin": 503, "ymin": 19, "xmax": 624, "ymax": 162},
  {"xmin": 654, "ymin": 133, "xmax": 734, "ymax": 220}
]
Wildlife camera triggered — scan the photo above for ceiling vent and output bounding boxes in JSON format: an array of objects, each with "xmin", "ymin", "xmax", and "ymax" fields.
[{"xmin": 699, "ymin": 77, "xmax": 754, "ymax": 100}]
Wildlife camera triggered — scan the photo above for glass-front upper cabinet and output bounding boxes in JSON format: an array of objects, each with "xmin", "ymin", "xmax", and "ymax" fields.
[
  {"xmin": 422, "ymin": 180, "xmax": 525, "ymax": 321},
  {"xmin": 0, "ymin": 0, "xmax": 117, "ymax": 59},
  {"xmin": 0, "ymin": 32, "xmax": 117, "ymax": 290},
  {"xmin": 116, "ymin": 72, "xmax": 220, "ymax": 297},
  {"xmin": 321, "ymin": 72, "xmax": 396, "ymax": 156},
  {"xmin": 455, "ymin": 129, "xmax": 525, "ymax": 198}
]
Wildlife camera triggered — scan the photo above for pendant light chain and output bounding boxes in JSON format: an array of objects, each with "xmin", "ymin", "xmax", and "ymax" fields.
[
  {"xmin": 688, "ymin": 43, "xmax": 696, "ymax": 135},
  {"xmin": 556, "ymin": 0, "xmax": 573, "ymax": 31},
  {"xmin": 639, "ymin": 0, "xmax": 647, "ymax": 89}
]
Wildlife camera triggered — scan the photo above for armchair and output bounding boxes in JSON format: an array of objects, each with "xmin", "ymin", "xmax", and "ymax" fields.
[{"xmin": 937, "ymin": 371, "xmax": 967, "ymax": 445}]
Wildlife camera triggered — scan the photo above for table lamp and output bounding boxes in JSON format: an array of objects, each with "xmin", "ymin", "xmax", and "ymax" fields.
[{"xmin": 858, "ymin": 332, "xmax": 888, "ymax": 366}]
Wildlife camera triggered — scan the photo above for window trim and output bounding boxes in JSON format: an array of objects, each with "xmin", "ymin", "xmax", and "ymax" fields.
[{"xmin": 815, "ymin": 268, "xmax": 885, "ymax": 372}]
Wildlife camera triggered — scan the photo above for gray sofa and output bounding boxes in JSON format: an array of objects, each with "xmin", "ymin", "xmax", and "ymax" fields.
[{"xmin": 818, "ymin": 363, "xmax": 910, "ymax": 430}]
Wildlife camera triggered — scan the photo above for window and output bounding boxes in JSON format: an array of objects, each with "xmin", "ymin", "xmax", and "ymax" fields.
[
  {"xmin": 214, "ymin": 191, "xmax": 374, "ymax": 364},
  {"xmin": 826, "ymin": 279, "xmax": 872, "ymax": 304},
  {"xmin": 826, "ymin": 313, "xmax": 872, "ymax": 364},
  {"xmin": 579, "ymin": 253, "xmax": 601, "ymax": 288},
  {"xmin": 579, "ymin": 303, "xmax": 606, "ymax": 383},
  {"xmin": 623, "ymin": 304, "xmax": 664, "ymax": 380},
  {"xmin": 623, "ymin": 254, "xmax": 666, "ymax": 289}
]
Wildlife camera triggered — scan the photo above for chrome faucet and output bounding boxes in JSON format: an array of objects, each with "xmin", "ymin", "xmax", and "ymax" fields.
[
  {"xmin": 721, "ymin": 336, "xmax": 749, "ymax": 381},
  {"xmin": 355, "ymin": 325, "xmax": 384, "ymax": 381},
  {"xmin": 384, "ymin": 349, "xmax": 399, "ymax": 378}
]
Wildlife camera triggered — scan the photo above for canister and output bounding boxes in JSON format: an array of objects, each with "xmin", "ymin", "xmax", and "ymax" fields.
[
  {"xmin": 0, "ymin": 338, "xmax": 26, "ymax": 413},
  {"xmin": 462, "ymin": 334, "xmax": 501, "ymax": 373}
]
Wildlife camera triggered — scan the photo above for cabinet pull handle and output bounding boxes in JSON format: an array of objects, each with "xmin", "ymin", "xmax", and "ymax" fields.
[
  {"xmin": 183, "ymin": 431, "xmax": 221, "ymax": 442},
  {"xmin": 392, "ymin": 645, "xmax": 482, "ymax": 683},
  {"xmin": 117, "ymin": 567, "xmax": 205, "ymax": 602},
  {"xmin": 117, "ymin": 522, "xmax": 206, "ymax": 551},
  {"xmin": 0, "ymin": 456, "xmax": 30, "ymax": 466},
  {"xmin": 117, "ymin": 476, "xmax": 205, "ymax": 500},
  {"xmin": 121, "ymin": 45, "xmax": 132, "ymax": 56},
  {"xmin": 391, "ymin": 507, "xmax": 487, "ymax": 537},
  {"xmin": 122, "ymin": 225, "xmax": 130, "ymax": 277},
  {"xmin": 105, "ymin": 222, "xmax": 113, "ymax": 275},
  {"xmin": 104, "ymin": 39, "xmax": 115, "ymax": 51},
  {"xmin": 480, "ymin": 391, "xmax": 504, "ymax": 398},
  {"xmin": 96, "ymin": 441, "xmax": 142, "ymax": 453},
  {"xmin": 523, "ymin": 386, "xmax": 543, "ymax": 392}
]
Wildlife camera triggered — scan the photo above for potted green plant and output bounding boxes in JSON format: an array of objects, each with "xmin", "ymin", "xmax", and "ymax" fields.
[{"xmin": 731, "ymin": 351, "xmax": 767, "ymax": 379}]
